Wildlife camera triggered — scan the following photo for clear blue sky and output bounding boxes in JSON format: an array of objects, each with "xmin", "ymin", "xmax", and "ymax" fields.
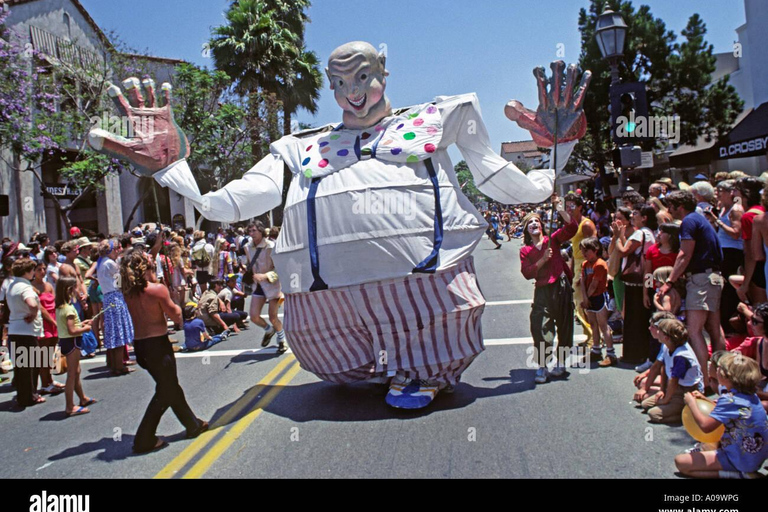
[{"xmin": 78, "ymin": 0, "xmax": 745, "ymax": 154}]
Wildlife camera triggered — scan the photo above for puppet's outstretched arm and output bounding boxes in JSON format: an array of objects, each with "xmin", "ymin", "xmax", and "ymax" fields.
[{"xmin": 88, "ymin": 77, "xmax": 282, "ymax": 222}]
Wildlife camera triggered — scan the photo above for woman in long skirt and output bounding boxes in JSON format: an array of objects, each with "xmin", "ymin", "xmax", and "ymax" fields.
[{"xmin": 96, "ymin": 239, "xmax": 135, "ymax": 376}]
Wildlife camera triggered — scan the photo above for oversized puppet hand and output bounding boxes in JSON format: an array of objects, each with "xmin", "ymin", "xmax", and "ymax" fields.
[
  {"xmin": 87, "ymin": 77, "xmax": 190, "ymax": 175},
  {"xmin": 505, "ymin": 61, "xmax": 591, "ymax": 147}
]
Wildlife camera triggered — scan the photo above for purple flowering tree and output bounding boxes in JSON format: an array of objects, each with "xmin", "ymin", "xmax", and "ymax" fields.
[{"xmin": 0, "ymin": 9, "xmax": 152, "ymax": 231}]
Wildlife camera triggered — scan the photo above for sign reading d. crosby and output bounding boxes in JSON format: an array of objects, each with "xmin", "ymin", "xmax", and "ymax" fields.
[{"xmin": 718, "ymin": 135, "xmax": 768, "ymax": 159}]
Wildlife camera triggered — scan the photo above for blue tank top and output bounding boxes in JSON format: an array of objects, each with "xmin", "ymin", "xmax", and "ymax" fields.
[{"xmin": 717, "ymin": 206, "xmax": 743, "ymax": 250}]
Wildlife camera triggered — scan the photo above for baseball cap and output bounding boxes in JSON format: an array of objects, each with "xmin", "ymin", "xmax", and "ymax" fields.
[{"xmin": 69, "ymin": 226, "xmax": 81, "ymax": 237}]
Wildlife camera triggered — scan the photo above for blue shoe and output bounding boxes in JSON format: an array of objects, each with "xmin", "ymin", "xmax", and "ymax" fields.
[{"xmin": 385, "ymin": 377, "xmax": 439, "ymax": 409}]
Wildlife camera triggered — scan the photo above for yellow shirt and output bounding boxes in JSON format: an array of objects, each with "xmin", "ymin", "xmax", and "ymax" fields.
[
  {"xmin": 56, "ymin": 303, "xmax": 81, "ymax": 339},
  {"xmin": 571, "ymin": 217, "xmax": 590, "ymax": 263}
]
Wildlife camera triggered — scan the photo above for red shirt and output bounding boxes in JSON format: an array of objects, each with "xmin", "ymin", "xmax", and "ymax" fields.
[
  {"xmin": 582, "ymin": 259, "xmax": 608, "ymax": 296},
  {"xmin": 741, "ymin": 205, "xmax": 765, "ymax": 241},
  {"xmin": 520, "ymin": 218, "xmax": 579, "ymax": 287},
  {"xmin": 645, "ymin": 244, "xmax": 678, "ymax": 272}
]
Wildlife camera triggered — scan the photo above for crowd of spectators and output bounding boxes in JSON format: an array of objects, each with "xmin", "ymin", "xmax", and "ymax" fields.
[{"xmin": 0, "ymin": 220, "xmax": 283, "ymax": 416}]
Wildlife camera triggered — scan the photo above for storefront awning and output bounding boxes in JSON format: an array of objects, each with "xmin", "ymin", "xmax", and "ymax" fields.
[
  {"xmin": 715, "ymin": 101, "xmax": 768, "ymax": 160},
  {"xmin": 669, "ymin": 107, "xmax": 754, "ymax": 167}
]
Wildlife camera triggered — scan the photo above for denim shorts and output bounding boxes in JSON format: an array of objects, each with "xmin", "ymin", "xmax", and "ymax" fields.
[{"xmin": 59, "ymin": 336, "xmax": 82, "ymax": 356}]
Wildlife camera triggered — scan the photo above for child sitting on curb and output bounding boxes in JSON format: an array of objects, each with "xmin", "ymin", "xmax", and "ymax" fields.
[
  {"xmin": 675, "ymin": 352, "xmax": 768, "ymax": 478},
  {"xmin": 639, "ymin": 318, "xmax": 704, "ymax": 423},
  {"xmin": 182, "ymin": 305, "xmax": 227, "ymax": 352},
  {"xmin": 634, "ymin": 311, "xmax": 677, "ymax": 401}
]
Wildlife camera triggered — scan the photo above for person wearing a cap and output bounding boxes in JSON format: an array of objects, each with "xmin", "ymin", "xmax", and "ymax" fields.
[
  {"xmin": 519, "ymin": 195, "xmax": 578, "ymax": 384},
  {"xmin": 224, "ymin": 273, "xmax": 246, "ymax": 312},
  {"xmin": 69, "ymin": 227, "xmax": 81, "ymax": 239}
]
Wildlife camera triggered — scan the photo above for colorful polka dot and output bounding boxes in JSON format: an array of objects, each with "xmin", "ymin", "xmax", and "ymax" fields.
[
  {"xmin": 427, "ymin": 126, "xmax": 439, "ymax": 135},
  {"xmin": 390, "ymin": 148, "xmax": 402, "ymax": 156},
  {"xmin": 304, "ymin": 169, "xmax": 313, "ymax": 178},
  {"xmin": 319, "ymin": 141, "xmax": 329, "ymax": 147},
  {"xmin": 321, "ymin": 146, "xmax": 331, "ymax": 154},
  {"xmin": 302, "ymin": 157, "xmax": 311, "ymax": 165},
  {"xmin": 403, "ymin": 132, "xmax": 416, "ymax": 140},
  {"xmin": 305, "ymin": 145, "xmax": 313, "ymax": 152},
  {"xmin": 413, "ymin": 118, "xmax": 424, "ymax": 127},
  {"xmin": 361, "ymin": 132, "xmax": 371, "ymax": 140},
  {"xmin": 337, "ymin": 149, "xmax": 349, "ymax": 156},
  {"xmin": 361, "ymin": 147, "xmax": 372, "ymax": 156},
  {"xmin": 397, "ymin": 123, "xmax": 404, "ymax": 130},
  {"xmin": 407, "ymin": 155, "xmax": 419, "ymax": 163},
  {"xmin": 383, "ymin": 139, "xmax": 393, "ymax": 145},
  {"xmin": 330, "ymin": 134, "xmax": 341, "ymax": 140},
  {"xmin": 375, "ymin": 125, "xmax": 385, "ymax": 132},
  {"xmin": 318, "ymin": 159, "xmax": 329, "ymax": 168},
  {"xmin": 426, "ymin": 106, "xmax": 437, "ymax": 114},
  {"xmin": 408, "ymin": 113, "xmax": 419, "ymax": 119},
  {"xmin": 341, "ymin": 140, "xmax": 352, "ymax": 145},
  {"xmin": 424, "ymin": 143, "xmax": 436, "ymax": 153}
]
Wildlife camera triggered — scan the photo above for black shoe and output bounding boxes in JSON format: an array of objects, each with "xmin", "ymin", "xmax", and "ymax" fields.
[
  {"xmin": 133, "ymin": 438, "xmax": 168, "ymax": 455},
  {"xmin": 261, "ymin": 329, "xmax": 276, "ymax": 347},
  {"xmin": 588, "ymin": 351, "xmax": 604, "ymax": 363},
  {"xmin": 276, "ymin": 342, "xmax": 288, "ymax": 354},
  {"xmin": 186, "ymin": 420, "xmax": 210, "ymax": 439}
]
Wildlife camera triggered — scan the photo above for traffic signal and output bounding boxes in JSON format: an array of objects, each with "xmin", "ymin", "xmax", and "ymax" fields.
[
  {"xmin": 613, "ymin": 145, "xmax": 642, "ymax": 168},
  {"xmin": 610, "ymin": 82, "xmax": 649, "ymax": 144}
]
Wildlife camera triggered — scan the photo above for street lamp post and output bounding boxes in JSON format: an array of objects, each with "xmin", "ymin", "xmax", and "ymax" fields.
[{"xmin": 595, "ymin": 5, "xmax": 628, "ymax": 192}]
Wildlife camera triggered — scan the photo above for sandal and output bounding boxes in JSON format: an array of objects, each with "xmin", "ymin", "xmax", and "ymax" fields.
[
  {"xmin": 80, "ymin": 398, "xmax": 98, "ymax": 407},
  {"xmin": 65, "ymin": 406, "xmax": 90, "ymax": 417},
  {"xmin": 132, "ymin": 438, "xmax": 168, "ymax": 455}
]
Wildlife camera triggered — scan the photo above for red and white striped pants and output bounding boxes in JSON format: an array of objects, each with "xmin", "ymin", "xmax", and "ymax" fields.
[{"xmin": 284, "ymin": 257, "xmax": 486, "ymax": 384}]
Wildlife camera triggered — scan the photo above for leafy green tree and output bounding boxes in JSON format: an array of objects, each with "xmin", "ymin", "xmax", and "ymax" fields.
[{"xmin": 575, "ymin": 0, "xmax": 743, "ymax": 196}]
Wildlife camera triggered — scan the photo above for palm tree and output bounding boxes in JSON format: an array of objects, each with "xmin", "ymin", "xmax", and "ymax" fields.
[
  {"xmin": 281, "ymin": 47, "xmax": 323, "ymax": 136},
  {"xmin": 209, "ymin": 0, "xmax": 309, "ymax": 158}
]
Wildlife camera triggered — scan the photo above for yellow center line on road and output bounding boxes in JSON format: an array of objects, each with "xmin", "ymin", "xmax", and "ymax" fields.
[
  {"xmin": 153, "ymin": 355, "xmax": 297, "ymax": 479},
  {"xmin": 182, "ymin": 361, "xmax": 303, "ymax": 479}
]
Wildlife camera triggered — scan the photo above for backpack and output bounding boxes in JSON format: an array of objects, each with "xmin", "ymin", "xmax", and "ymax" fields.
[
  {"xmin": 237, "ymin": 236, "xmax": 250, "ymax": 257},
  {"xmin": 191, "ymin": 244, "xmax": 211, "ymax": 267}
]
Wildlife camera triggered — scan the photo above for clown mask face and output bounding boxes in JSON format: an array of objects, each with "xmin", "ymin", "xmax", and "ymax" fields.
[
  {"xmin": 527, "ymin": 218, "xmax": 542, "ymax": 236},
  {"xmin": 327, "ymin": 42, "xmax": 391, "ymax": 129}
]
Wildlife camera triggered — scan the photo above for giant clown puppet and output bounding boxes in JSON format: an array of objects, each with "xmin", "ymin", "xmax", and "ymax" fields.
[{"xmin": 88, "ymin": 41, "xmax": 591, "ymax": 409}]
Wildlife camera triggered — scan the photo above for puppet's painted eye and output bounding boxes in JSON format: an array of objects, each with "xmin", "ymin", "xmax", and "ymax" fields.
[{"xmin": 360, "ymin": 74, "xmax": 367, "ymax": 81}]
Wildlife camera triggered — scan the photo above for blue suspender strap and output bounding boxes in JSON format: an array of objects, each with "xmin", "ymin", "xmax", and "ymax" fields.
[
  {"xmin": 307, "ymin": 177, "xmax": 328, "ymax": 291},
  {"xmin": 413, "ymin": 158, "xmax": 443, "ymax": 273}
]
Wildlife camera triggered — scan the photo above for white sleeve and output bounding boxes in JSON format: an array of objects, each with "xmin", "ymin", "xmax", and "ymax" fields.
[
  {"xmin": 153, "ymin": 155, "xmax": 285, "ymax": 223},
  {"xmin": 443, "ymin": 93, "xmax": 575, "ymax": 205}
]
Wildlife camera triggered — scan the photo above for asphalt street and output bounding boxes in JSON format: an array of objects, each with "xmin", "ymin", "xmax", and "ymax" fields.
[{"xmin": 0, "ymin": 237, "xmax": 700, "ymax": 479}]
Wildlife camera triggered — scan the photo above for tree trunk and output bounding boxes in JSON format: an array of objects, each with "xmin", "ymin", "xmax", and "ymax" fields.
[{"xmin": 123, "ymin": 182, "xmax": 153, "ymax": 232}]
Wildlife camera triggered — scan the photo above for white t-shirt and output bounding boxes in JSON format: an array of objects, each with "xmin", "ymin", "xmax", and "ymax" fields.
[
  {"xmin": 628, "ymin": 227, "xmax": 656, "ymax": 256},
  {"xmin": 97, "ymin": 258, "xmax": 120, "ymax": 295},
  {"xmin": 45, "ymin": 262, "xmax": 60, "ymax": 287},
  {"xmin": 7, "ymin": 277, "xmax": 43, "ymax": 336}
]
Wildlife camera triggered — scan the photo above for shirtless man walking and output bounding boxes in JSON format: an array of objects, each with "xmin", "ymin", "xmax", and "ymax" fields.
[{"xmin": 121, "ymin": 249, "xmax": 208, "ymax": 454}]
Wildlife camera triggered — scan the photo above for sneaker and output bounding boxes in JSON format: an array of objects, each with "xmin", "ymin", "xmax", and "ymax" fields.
[
  {"xmin": 261, "ymin": 329, "xmax": 276, "ymax": 347},
  {"xmin": 684, "ymin": 442, "xmax": 704, "ymax": 454},
  {"xmin": 549, "ymin": 365, "xmax": 566, "ymax": 377},
  {"xmin": 385, "ymin": 377, "xmax": 439, "ymax": 409},
  {"xmin": 534, "ymin": 367, "xmax": 549, "ymax": 384},
  {"xmin": 635, "ymin": 359, "xmax": 653, "ymax": 373},
  {"xmin": 276, "ymin": 341, "xmax": 288, "ymax": 354},
  {"xmin": 598, "ymin": 354, "xmax": 618, "ymax": 367}
]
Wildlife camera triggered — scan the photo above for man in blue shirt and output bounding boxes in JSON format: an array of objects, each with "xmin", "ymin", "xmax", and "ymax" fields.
[{"xmin": 659, "ymin": 190, "xmax": 725, "ymax": 387}]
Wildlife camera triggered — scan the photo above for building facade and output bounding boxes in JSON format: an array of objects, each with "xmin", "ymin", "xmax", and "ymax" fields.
[{"xmin": 0, "ymin": 0, "xmax": 195, "ymax": 244}]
